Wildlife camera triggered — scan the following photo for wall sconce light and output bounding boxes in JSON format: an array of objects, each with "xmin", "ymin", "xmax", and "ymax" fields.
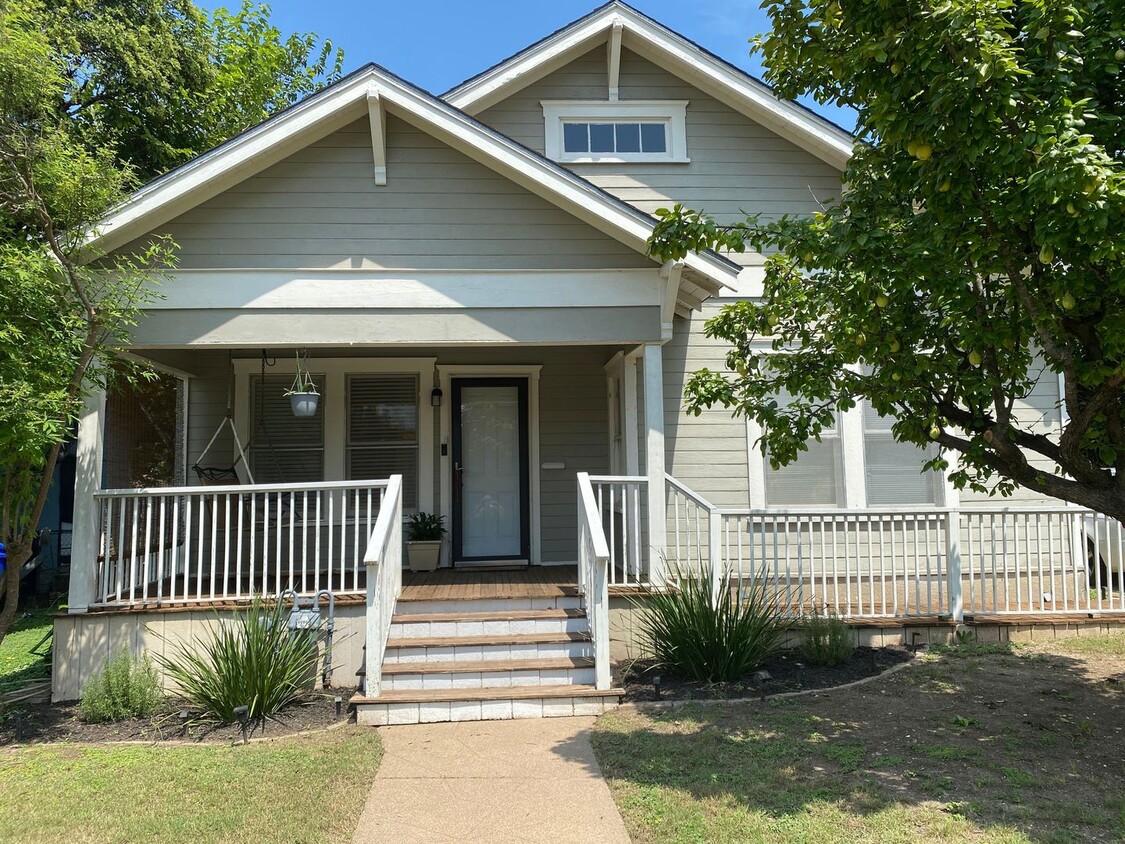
[{"xmin": 430, "ymin": 388, "xmax": 443, "ymax": 407}]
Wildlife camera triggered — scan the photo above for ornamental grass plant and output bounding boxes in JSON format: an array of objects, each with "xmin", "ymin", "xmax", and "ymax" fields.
[
  {"xmin": 157, "ymin": 594, "xmax": 319, "ymax": 726},
  {"xmin": 637, "ymin": 565, "xmax": 783, "ymax": 683}
]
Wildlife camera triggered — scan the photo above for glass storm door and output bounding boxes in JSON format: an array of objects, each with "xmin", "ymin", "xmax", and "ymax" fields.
[{"xmin": 451, "ymin": 378, "xmax": 530, "ymax": 564}]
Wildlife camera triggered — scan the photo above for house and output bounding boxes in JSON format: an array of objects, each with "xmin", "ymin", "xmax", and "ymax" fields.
[{"xmin": 53, "ymin": 2, "xmax": 1120, "ymax": 723}]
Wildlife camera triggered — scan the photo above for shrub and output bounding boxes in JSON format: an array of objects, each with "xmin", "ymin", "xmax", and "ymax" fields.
[
  {"xmin": 79, "ymin": 651, "xmax": 163, "ymax": 723},
  {"xmin": 799, "ymin": 610, "xmax": 854, "ymax": 666},
  {"xmin": 156, "ymin": 595, "xmax": 319, "ymax": 726},
  {"xmin": 637, "ymin": 566, "xmax": 783, "ymax": 683}
]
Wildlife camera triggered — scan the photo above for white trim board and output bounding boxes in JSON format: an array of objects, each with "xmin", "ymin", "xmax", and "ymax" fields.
[
  {"xmin": 144, "ymin": 268, "xmax": 666, "ymax": 311},
  {"xmin": 444, "ymin": 2, "xmax": 853, "ymax": 171},
  {"xmin": 437, "ymin": 365, "xmax": 543, "ymax": 567}
]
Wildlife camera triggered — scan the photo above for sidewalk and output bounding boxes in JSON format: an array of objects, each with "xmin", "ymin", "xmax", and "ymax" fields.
[{"xmin": 351, "ymin": 716, "xmax": 631, "ymax": 844}]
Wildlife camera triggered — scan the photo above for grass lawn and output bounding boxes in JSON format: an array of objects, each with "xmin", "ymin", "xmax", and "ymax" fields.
[
  {"xmin": 593, "ymin": 634, "xmax": 1125, "ymax": 844},
  {"xmin": 0, "ymin": 608, "xmax": 53, "ymax": 695},
  {"xmin": 0, "ymin": 727, "xmax": 383, "ymax": 844}
]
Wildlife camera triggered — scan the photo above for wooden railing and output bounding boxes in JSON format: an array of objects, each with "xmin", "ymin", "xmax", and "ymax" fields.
[
  {"xmin": 665, "ymin": 476, "xmax": 1124, "ymax": 620},
  {"xmin": 588, "ymin": 475, "xmax": 649, "ymax": 587},
  {"xmin": 362, "ymin": 474, "xmax": 403, "ymax": 697},
  {"xmin": 577, "ymin": 472, "xmax": 612, "ymax": 690},
  {"xmin": 92, "ymin": 479, "xmax": 390, "ymax": 608}
]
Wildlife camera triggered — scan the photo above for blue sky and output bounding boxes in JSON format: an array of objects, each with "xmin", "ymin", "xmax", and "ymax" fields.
[{"xmin": 202, "ymin": 0, "xmax": 855, "ymax": 130}]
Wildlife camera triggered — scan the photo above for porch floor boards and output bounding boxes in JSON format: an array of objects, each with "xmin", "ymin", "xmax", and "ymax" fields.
[{"xmin": 400, "ymin": 566, "xmax": 579, "ymax": 602}]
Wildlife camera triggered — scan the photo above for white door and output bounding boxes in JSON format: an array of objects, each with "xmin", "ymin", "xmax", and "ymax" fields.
[{"xmin": 453, "ymin": 379, "xmax": 528, "ymax": 562}]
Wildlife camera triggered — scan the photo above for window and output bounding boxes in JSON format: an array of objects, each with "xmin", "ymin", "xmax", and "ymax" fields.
[
  {"xmin": 249, "ymin": 374, "xmax": 324, "ymax": 483},
  {"xmin": 347, "ymin": 375, "xmax": 419, "ymax": 508},
  {"xmin": 863, "ymin": 405, "xmax": 940, "ymax": 505},
  {"xmin": 542, "ymin": 100, "xmax": 688, "ymax": 163},
  {"xmin": 763, "ymin": 412, "xmax": 844, "ymax": 508},
  {"xmin": 562, "ymin": 121, "xmax": 668, "ymax": 155}
]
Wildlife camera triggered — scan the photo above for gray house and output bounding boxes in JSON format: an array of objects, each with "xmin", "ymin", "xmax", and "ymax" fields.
[{"xmin": 55, "ymin": 3, "xmax": 1116, "ymax": 724}]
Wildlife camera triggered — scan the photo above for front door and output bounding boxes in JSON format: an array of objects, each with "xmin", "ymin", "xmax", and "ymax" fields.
[{"xmin": 451, "ymin": 378, "xmax": 530, "ymax": 565}]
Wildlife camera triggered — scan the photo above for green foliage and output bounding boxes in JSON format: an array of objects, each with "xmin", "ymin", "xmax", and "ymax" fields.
[
  {"xmin": 78, "ymin": 651, "xmax": 163, "ymax": 723},
  {"xmin": 637, "ymin": 568, "xmax": 783, "ymax": 683},
  {"xmin": 407, "ymin": 512, "xmax": 447, "ymax": 542},
  {"xmin": 0, "ymin": 0, "xmax": 340, "ymax": 642},
  {"xmin": 156, "ymin": 596, "xmax": 319, "ymax": 725},
  {"xmin": 649, "ymin": 0, "xmax": 1125, "ymax": 520},
  {"xmin": 798, "ymin": 610, "xmax": 855, "ymax": 667}
]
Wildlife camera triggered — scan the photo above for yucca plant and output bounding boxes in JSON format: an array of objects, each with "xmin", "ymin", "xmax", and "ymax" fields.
[
  {"xmin": 156, "ymin": 595, "xmax": 319, "ymax": 726},
  {"xmin": 637, "ymin": 565, "xmax": 783, "ymax": 683}
]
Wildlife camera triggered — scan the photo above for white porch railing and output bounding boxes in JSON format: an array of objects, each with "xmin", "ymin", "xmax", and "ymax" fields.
[
  {"xmin": 577, "ymin": 472, "xmax": 612, "ymax": 690},
  {"xmin": 92, "ymin": 479, "xmax": 389, "ymax": 608},
  {"xmin": 362, "ymin": 474, "xmax": 403, "ymax": 697},
  {"xmin": 665, "ymin": 475, "xmax": 1125, "ymax": 620},
  {"xmin": 588, "ymin": 475, "xmax": 649, "ymax": 587}
]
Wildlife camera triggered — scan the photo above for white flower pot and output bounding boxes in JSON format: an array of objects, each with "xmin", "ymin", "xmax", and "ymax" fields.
[
  {"xmin": 407, "ymin": 540, "xmax": 443, "ymax": 572},
  {"xmin": 289, "ymin": 392, "xmax": 319, "ymax": 417}
]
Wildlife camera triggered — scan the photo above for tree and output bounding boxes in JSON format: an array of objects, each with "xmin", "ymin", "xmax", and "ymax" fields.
[
  {"xmin": 37, "ymin": 0, "xmax": 343, "ymax": 183},
  {"xmin": 649, "ymin": 0, "xmax": 1125, "ymax": 519},
  {"xmin": 0, "ymin": 0, "xmax": 342, "ymax": 642}
]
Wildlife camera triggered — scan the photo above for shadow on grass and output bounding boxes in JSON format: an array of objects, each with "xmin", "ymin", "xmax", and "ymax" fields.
[{"xmin": 585, "ymin": 638, "xmax": 1125, "ymax": 844}]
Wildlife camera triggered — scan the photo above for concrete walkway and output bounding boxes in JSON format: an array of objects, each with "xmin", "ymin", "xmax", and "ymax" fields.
[{"xmin": 351, "ymin": 716, "xmax": 631, "ymax": 844}]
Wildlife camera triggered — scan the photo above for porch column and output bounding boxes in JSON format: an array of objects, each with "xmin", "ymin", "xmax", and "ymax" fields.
[
  {"xmin": 68, "ymin": 388, "xmax": 106, "ymax": 613},
  {"xmin": 642, "ymin": 343, "xmax": 668, "ymax": 586},
  {"xmin": 623, "ymin": 351, "xmax": 640, "ymax": 476}
]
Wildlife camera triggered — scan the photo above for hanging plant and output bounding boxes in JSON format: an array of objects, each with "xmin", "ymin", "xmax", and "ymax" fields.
[{"xmin": 284, "ymin": 350, "xmax": 320, "ymax": 417}]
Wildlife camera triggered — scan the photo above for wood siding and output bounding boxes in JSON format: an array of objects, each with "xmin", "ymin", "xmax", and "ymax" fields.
[
  {"xmin": 477, "ymin": 47, "xmax": 843, "ymax": 267},
  {"xmin": 110, "ymin": 115, "xmax": 650, "ymax": 271}
]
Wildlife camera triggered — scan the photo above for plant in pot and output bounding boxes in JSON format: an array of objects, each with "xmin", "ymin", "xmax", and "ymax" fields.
[
  {"xmin": 406, "ymin": 512, "xmax": 446, "ymax": 572},
  {"xmin": 284, "ymin": 351, "xmax": 319, "ymax": 418}
]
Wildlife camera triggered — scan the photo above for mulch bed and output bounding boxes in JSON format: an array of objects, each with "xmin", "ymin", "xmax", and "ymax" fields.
[
  {"xmin": 617, "ymin": 646, "xmax": 916, "ymax": 703},
  {"xmin": 0, "ymin": 688, "xmax": 355, "ymax": 745}
]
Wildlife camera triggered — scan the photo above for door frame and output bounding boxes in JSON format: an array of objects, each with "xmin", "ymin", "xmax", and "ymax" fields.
[
  {"xmin": 450, "ymin": 377, "xmax": 530, "ymax": 564},
  {"xmin": 438, "ymin": 365, "xmax": 542, "ymax": 566}
]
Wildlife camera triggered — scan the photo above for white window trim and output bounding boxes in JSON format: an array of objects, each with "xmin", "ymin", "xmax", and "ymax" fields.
[
  {"xmin": 233, "ymin": 357, "xmax": 436, "ymax": 512},
  {"xmin": 436, "ymin": 364, "xmax": 543, "ymax": 567},
  {"xmin": 541, "ymin": 100, "xmax": 689, "ymax": 164}
]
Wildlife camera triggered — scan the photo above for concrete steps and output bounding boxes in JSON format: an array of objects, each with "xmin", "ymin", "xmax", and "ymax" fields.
[{"xmin": 354, "ymin": 595, "xmax": 621, "ymax": 725}]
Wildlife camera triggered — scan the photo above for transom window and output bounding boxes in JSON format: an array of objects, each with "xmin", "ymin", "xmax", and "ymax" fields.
[
  {"xmin": 562, "ymin": 121, "xmax": 668, "ymax": 155},
  {"xmin": 542, "ymin": 100, "xmax": 689, "ymax": 163}
]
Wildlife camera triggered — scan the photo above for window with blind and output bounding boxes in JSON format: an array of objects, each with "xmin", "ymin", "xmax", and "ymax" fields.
[
  {"xmin": 763, "ymin": 389, "xmax": 844, "ymax": 506},
  {"xmin": 863, "ymin": 405, "xmax": 940, "ymax": 505},
  {"xmin": 347, "ymin": 375, "xmax": 419, "ymax": 508},
  {"xmin": 249, "ymin": 374, "xmax": 325, "ymax": 483}
]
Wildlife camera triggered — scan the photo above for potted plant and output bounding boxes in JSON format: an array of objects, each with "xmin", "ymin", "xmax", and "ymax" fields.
[
  {"xmin": 406, "ymin": 512, "xmax": 446, "ymax": 572},
  {"xmin": 284, "ymin": 352, "xmax": 320, "ymax": 417}
]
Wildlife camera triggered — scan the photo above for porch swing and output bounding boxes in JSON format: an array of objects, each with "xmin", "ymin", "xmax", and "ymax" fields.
[{"xmin": 191, "ymin": 351, "xmax": 285, "ymax": 486}]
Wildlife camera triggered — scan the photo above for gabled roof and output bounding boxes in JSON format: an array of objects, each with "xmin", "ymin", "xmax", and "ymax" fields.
[
  {"xmin": 444, "ymin": 1, "xmax": 854, "ymax": 171},
  {"xmin": 90, "ymin": 60, "xmax": 738, "ymax": 308}
]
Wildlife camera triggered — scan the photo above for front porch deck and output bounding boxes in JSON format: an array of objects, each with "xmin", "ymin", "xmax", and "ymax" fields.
[{"xmin": 400, "ymin": 566, "xmax": 579, "ymax": 602}]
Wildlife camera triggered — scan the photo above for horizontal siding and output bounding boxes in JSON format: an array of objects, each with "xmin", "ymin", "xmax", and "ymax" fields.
[
  {"xmin": 663, "ymin": 304, "xmax": 749, "ymax": 507},
  {"xmin": 478, "ymin": 47, "xmax": 843, "ymax": 267},
  {"xmin": 111, "ymin": 115, "xmax": 650, "ymax": 272}
]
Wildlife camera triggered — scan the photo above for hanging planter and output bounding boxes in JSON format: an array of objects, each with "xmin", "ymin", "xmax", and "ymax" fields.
[{"xmin": 284, "ymin": 350, "xmax": 320, "ymax": 418}]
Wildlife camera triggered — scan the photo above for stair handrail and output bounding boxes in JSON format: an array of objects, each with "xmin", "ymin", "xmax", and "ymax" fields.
[
  {"xmin": 362, "ymin": 473, "xmax": 404, "ymax": 697},
  {"xmin": 576, "ymin": 471, "xmax": 612, "ymax": 690}
]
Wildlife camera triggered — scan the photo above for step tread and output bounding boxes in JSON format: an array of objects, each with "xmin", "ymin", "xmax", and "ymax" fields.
[
  {"xmin": 352, "ymin": 684, "xmax": 624, "ymax": 705},
  {"xmin": 382, "ymin": 656, "xmax": 594, "ymax": 675},
  {"xmin": 391, "ymin": 608, "xmax": 586, "ymax": 624},
  {"xmin": 386, "ymin": 631, "xmax": 592, "ymax": 650}
]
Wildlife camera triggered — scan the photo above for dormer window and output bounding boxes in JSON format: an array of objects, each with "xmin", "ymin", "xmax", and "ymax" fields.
[{"xmin": 543, "ymin": 100, "xmax": 689, "ymax": 164}]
